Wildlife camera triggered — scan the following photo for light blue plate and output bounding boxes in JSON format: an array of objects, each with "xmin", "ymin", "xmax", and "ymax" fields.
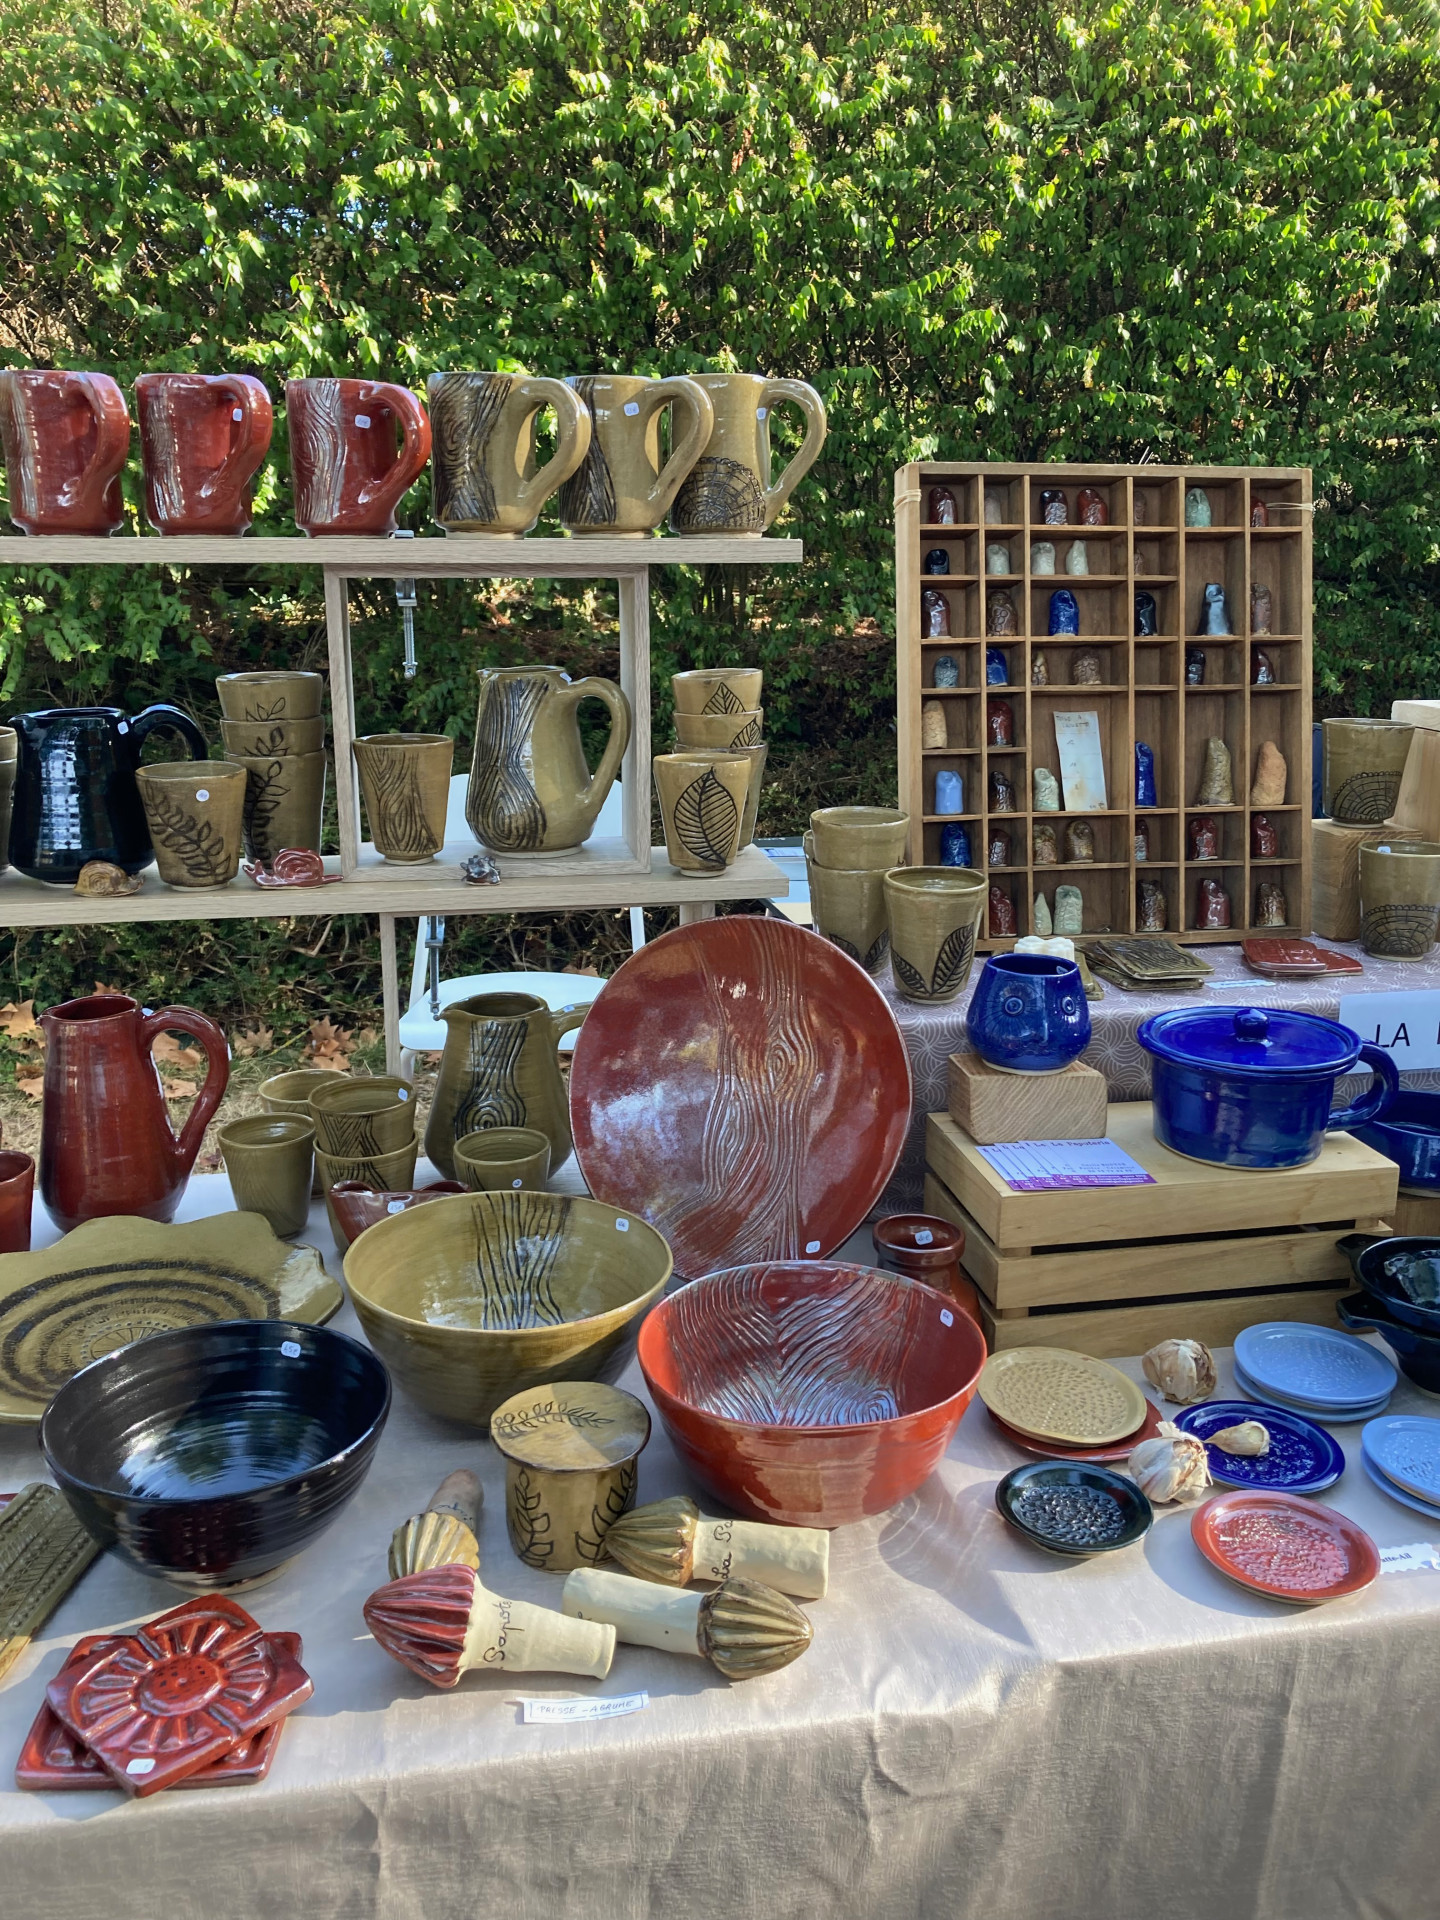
[
  {"xmin": 1175, "ymin": 1398, "xmax": 1344, "ymax": 1494},
  {"xmin": 1359, "ymin": 1448, "xmax": 1440, "ymax": 1520},
  {"xmin": 1235, "ymin": 1322, "xmax": 1398, "ymax": 1408},
  {"xmin": 1232, "ymin": 1359, "xmax": 1391, "ymax": 1422},
  {"xmin": 1361, "ymin": 1416, "xmax": 1440, "ymax": 1505}
]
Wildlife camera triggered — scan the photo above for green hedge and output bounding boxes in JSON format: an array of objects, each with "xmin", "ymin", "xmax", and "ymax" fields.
[{"xmin": 1, "ymin": 0, "xmax": 1437, "ymax": 1014}]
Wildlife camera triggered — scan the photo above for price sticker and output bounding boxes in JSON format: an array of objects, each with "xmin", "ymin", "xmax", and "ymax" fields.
[
  {"xmin": 521, "ymin": 1692, "xmax": 648, "ymax": 1724},
  {"xmin": 354, "ymin": 413, "xmax": 372, "ymax": 428},
  {"xmin": 623, "ymin": 401, "xmax": 640, "ymax": 416}
]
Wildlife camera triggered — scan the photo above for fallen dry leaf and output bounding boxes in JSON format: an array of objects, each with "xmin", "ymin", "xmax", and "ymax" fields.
[
  {"xmin": 152, "ymin": 1032, "xmax": 204, "ymax": 1070},
  {"xmin": 0, "ymin": 1000, "xmax": 39, "ymax": 1041},
  {"xmin": 231, "ymin": 1023, "xmax": 275, "ymax": 1059},
  {"xmin": 16, "ymin": 1070, "xmax": 44, "ymax": 1100},
  {"xmin": 194, "ymin": 1147, "xmax": 225, "ymax": 1174},
  {"xmin": 354, "ymin": 1026, "xmax": 380, "ymax": 1051},
  {"xmin": 563, "ymin": 965, "xmax": 602, "ymax": 978},
  {"xmin": 160, "ymin": 1076, "xmax": 196, "ymax": 1100},
  {"xmin": 92, "ymin": 981, "xmax": 119, "ymax": 998}
]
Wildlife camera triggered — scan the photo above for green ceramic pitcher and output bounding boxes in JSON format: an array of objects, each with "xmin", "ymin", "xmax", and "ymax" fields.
[
  {"xmin": 466, "ymin": 664, "xmax": 631, "ymax": 855},
  {"xmin": 423, "ymin": 992, "xmax": 587, "ymax": 1178}
]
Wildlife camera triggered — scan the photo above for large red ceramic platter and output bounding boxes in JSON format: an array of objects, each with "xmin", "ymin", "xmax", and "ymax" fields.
[
  {"xmin": 1191, "ymin": 1490, "xmax": 1380, "ymax": 1605},
  {"xmin": 570, "ymin": 917, "xmax": 912, "ymax": 1278}
]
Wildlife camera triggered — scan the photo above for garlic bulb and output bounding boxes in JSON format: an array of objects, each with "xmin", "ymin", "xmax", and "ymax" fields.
[
  {"xmin": 1128, "ymin": 1420, "xmax": 1211, "ymax": 1503},
  {"xmin": 1141, "ymin": 1338, "xmax": 1217, "ymax": 1405},
  {"xmin": 1210, "ymin": 1421, "xmax": 1270, "ymax": 1457}
]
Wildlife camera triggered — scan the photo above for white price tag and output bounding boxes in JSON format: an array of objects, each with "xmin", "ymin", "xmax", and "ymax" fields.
[
  {"xmin": 280, "ymin": 1340, "xmax": 302, "ymax": 1358},
  {"xmin": 756, "ymin": 406, "xmax": 768, "ymax": 420},
  {"xmin": 1339, "ymin": 990, "xmax": 1440, "ymax": 1071},
  {"xmin": 914, "ymin": 1228, "xmax": 933, "ymax": 1246},
  {"xmin": 1380, "ymin": 1541, "xmax": 1440, "ymax": 1574},
  {"xmin": 194, "ymin": 788, "xmax": 209, "ymax": 802},
  {"xmin": 805, "ymin": 1239, "xmax": 821, "ymax": 1254},
  {"xmin": 386, "ymin": 1199, "xmax": 407, "ymax": 1214},
  {"xmin": 940, "ymin": 1309, "xmax": 954, "ymax": 1327},
  {"xmin": 521, "ymin": 1692, "xmax": 648, "ymax": 1724},
  {"xmin": 232, "ymin": 407, "xmax": 244, "ymax": 422},
  {"xmin": 354, "ymin": 412, "xmax": 372, "ymax": 429},
  {"xmin": 623, "ymin": 401, "xmax": 640, "ymax": 416}
]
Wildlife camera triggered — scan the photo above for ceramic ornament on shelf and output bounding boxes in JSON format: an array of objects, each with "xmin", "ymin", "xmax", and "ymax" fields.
[
  {"xmin": 364, "ymin": 1563, "xmax": 616, "ymax": 1685},
  {"xmin": 562, "ymin": 1568, "xmax": 812, "ymax": 1681},
  {"xmin": 602, "ymin": 1495, "xmax": 829, "ymax": 1599},
  {"xmin": 387, "ymin": 1469, "xmax": 483, "ymax": 1581}
]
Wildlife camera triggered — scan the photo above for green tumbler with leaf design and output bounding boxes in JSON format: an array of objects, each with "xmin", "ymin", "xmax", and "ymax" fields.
[
  {"xmin": 883, "ymin": 867, "xmax": 987, "ymax": 1003},
  {"xmin": 653, "ymin": 752, "xmax": 750, "ymax": 875}
]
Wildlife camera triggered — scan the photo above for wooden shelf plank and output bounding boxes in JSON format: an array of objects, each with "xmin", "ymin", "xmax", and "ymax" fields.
[{"xmin": 0, "ymin": 534, "xmax": 803, "ymax": 576}]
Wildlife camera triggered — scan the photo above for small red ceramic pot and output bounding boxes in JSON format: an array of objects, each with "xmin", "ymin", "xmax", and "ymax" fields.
[
  {"xmin": 286, "ymin": 378, "xmax": 431, "ymax": 534},
  {"xmin": 327, "ymin": 1179, "xmax": 467, "ymax": 1249},
  {"xmin": 135, "ymin": 373, "xmax": 273, "ymax": 534},
  {"xmin": 0, "ymin": 371, "xmax": 130, "ymax": 535},
  {"xmin": 0, "ymin": 1150, "xmax": 35, "ymax": 1253},
  {"xmin": 871, "ymin": 1212, "xmax": 981, "ymax": 1328}
]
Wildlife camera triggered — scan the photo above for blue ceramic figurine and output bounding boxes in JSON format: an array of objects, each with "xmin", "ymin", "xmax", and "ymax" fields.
[
  {"xmin": 934, "ymin": 769, "xmax": 964, "ymax": 815},
  {"xmin": 932, "ymin": 654, "xmax": 960, "ymax": 689},
  {"xmin": 1048, "ymin": 589, "xmax": 1080, "ymax": 636},
  {"xmin": 924, "ymin": 547, "xmax": 949, "ymax": 575},
  {"xmin": 1135, "ymin": 741, "xmax": 1157, "ymax": 807},
  {"xmin": 985, "ymin": 646, "xmax": 1010, "ymax": 685},
  {"xmin": 940, "ymin": 823, "xmax": 973, "ymax": 867},
  {"xmin": 1134, "ymin": 591, "xmax": 1158, "ymax": 636}
]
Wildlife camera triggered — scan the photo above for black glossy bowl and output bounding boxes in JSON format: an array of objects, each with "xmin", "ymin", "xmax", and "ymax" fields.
[
  {"xmin": 1337, "ymin": 1233, "xmax": 1440, "ymax": 1333},
  {"xmin": 995, "ymin": 1460, "xmax": 1153, "ymax": 1558},
  {"xmin": 1338, "ymin": 1291, "xmax": 1440, "ymax": 1394},
  {"xmin": 40, "ymin": 1319, "xmax": 390, "ymax": 1587}
]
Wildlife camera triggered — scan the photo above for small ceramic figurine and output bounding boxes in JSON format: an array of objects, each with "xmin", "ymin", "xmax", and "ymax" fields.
[
  {"xmin": 935, "ymin": 769, "xmax": 964, "ymax": 815},
  {"xmin": 1135, "ymin": 741, "xmax": 1158, "ymax": 807},
  {"xmin": 989, "ymin": 767, "xmax": 1016, "ymax": 812},
  {"xmin": 1134, "ymin": 591, "xmax": 1158, "ymax": 636},
  {"xmin": 1251, "ymin": 813, "xmax": 1278, "ymax": 857},
  {"xmin": 932, "ymin": 653, "xmax": 960, "ymax": 688},
  {"xmin": 1196, "ymin": 876, "xmax": 1232, "ymax": 929},
  {"xmin": 1255, "ymin": 880, "xmax": 1288, "ymax": 927},
  {"xmin": 1033, "ymin": 822, "xmax": 1058, "ymax": 864},
  {"xmin": 940, "ymin": 822, "xmax": 972, "ymax": 867},
  {"xmin": 986, "ymin": 543, "xmax": 1011, "ymax": 575},
  {"xmin": 1251, "ymin": 646, "xmax": 1276, "ymax": 685},
  {"xmin": 987, "ymin": 827, "xmax": 1011, "ymax": 868},
  {"xmin": 1049, "ymin": 589, "xmax": 1080, "ymax": 635},
  {"xmin": 1053, "ymin": 885, "xmax": 1083, "ymax": 934},
  {"xmin": 1187, "ymin": 815, "xmax": 1219, "ymax": 861},
  {"xmin": 1198, "ymin": 582, "xmax": 1232, "ymax": 635},
  {"xmin": 985, "ymin": 645, "xmax": 1010, "ymax": 685},
  {"xmin": 984, "ymin": 486, "xmax": 1006, "ymax": 525},
  {"xmin": 1040, "ymin": 488, "xmax": 1068, "ymax": 526},
  {"xmin": 929, "ymin": 486, "xmax": 956, "ymax": 525},
  {"xmin": 924, "ymin": 547, "xmax": 950, "ymax": 575},
  {"xmin": 922, "ymin": 587, "xmax": 950, "ymax": 637},
  {"xmin": 1064, "ymin": 820, "xmax": 1095, "ymax": 864},
  {"xmin": 921, "ymin": 700, "xmax": 948, "ymax": 749},
  {"xmin": 460, "ymin": 851, "xmax": 502, "ymax": 885},
  {"xmin": 1033, "ymin": 892, "xmax": 1053, "ymax": 936},
  {"xmin": 1250, "ymin": 739, "xmax": 1287, "ymax": 805},
  {"xmin": 1137, "ymin": 878, "xmax": 1167, "ymax": 931},
  {"xmin": 988, "ymin": 885, "xmax": 1018, "ymax": 937},
  {"xmin": 1185, "ymin": 487, "xmax": 1212, "ymax": 528},
  {"xmin": 1033, "ymin": 767, "xmax": 1061, "ymax": 811},
  {"xmin": 74, "ymin": 861, "xmax": 144, "ymax": 896},
  {"xmin": 1250, "ymin": 582, "xmax": 1273, "ymax": 634},
  {"xmin": 1197, "ymin": 737, "xmax": 1234, "ymax": 805},
  {"xmin": 1030, "ymin": 541, "xmax": 1056, "ymax": 575},
  {"xmin": 1250, "ymin": 498, "xmax": 1269, "ymax": 528},
  {"xmin": 987, "ymin": 698, "xmax": 1014, "ymax": 746},
  {"xmin": 1134, "ymin": 819, "xmax": 1150, "ymax": 862},
  {"xmin": 1031, "ymin": 649, "xmax": 1050, "ymax": 685},
  {"xmin": 986, "ymin": 589, "xmax": 1017, "ymax": 636},
  {"xmin": 1065, "ymin": 540, "xmax": 1089, "ymax": 576},
  {"xmin": 1076, "ymin": 487, "xmax": 1109, "ymax": 527},
  {"xmin": 1070, "ymin": 648, "xmax": 1102, "ymax": 685},
  {"xmin": 1185, "ymin": 646, "xmax": 1206, "ymax": 685}
]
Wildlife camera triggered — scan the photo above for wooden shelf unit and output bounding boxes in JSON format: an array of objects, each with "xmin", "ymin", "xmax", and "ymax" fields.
[
  {"xmin": 895, "ymin": 465, "xmax": 1312, "ymax": 947},
  {"xmin": 0, "ymin": 533, "xmax": 801, "ymax": 1064}
]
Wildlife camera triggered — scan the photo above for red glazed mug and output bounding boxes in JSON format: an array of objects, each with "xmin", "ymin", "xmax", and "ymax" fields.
[
  {"xmin": 0, "ymin": 370, "xmax": 131, "ymax": 534},
  {"xmin": 135, "ymin": 373, "xmax": 273, "ymax": 535},
  {"xmin": 0, "ymin": 1150, "xmax": 34, "ymax": 1253},
  {"xmin": 286, "ymin": 377, "xmax": 431, "ymax": 535}
]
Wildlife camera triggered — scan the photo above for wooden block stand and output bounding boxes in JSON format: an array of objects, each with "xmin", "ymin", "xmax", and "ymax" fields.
[
  {"xmin": 947, "ymin": 1052, "xmax": 1107, "ymax": 1144},
  {"xmin": 924, "ymin": 1103, "xmax": 1397, "ymax": 1356},
  {"xmin": 895, "ymin": 463, "xmax": 1313, "ymax": 947}
]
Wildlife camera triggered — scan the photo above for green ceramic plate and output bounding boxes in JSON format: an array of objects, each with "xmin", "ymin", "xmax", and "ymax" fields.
[{"xmin": 0, "ymin": 1212, "xmax": 343, "ymax": 1423}]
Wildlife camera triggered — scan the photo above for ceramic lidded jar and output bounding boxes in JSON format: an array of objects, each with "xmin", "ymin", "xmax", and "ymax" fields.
[
  {"xmin": 423, "ymin": 991, "xmax": 586, "ymax": 1179},
  {"xmin": 964, "ymin": 953, "xmax": 1091, "ymax": 1075},
  {"xmin": 466, "ymin": 665, "xmax": 630, "ymax": 856},
  {"xmin": 490, "ymin": 1381, "xmax": 651, "ymax": 1573}
]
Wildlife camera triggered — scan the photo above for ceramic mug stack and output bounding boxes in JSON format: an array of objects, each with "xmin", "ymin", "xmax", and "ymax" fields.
[
  {"xmin": 217, "ymin": 671, "xmax": 329, "ymax": 864},
  {"xmin": 806, "ymin": 806, "xmax": 910, "ymax": 978},
  {"xmin": 308, "ymin": 1075, "xmax": 419, "ymax": 1234},
  {"xmin": 657, "ymin": 667, "xmax": 767, "ymax": 877}
]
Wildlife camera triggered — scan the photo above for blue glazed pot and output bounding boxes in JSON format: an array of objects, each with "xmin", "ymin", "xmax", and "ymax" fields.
[
  {"xmin": 965, "ymin": 953, "xmax": 1091, "ymax": 1074},
  {"xmin": 1138, "ymin": 1005, "xmax": 1399, "ymax": 1170}
]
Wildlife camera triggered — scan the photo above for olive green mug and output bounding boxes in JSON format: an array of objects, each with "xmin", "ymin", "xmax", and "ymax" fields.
[
  {"xmin": 454, "ymin": 1127, "xmax": 552, "ymax": 1192},
  {"xmin": 1359, "ymin": 839, "xmax": 1440, "ymax": 960},
  {"xmin": 219, "ymin": 1114, "xmax": 316, "ymax": 1239}
]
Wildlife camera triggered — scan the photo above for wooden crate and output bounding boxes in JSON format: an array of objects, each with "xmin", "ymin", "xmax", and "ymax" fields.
[
  {"xmin": 895, "ymin": 463, "xmax": 1312, "ymax": 947},
  {"xmin": 923, "ymin": 1101, "xmax": 1395, "ymax": 1356}
]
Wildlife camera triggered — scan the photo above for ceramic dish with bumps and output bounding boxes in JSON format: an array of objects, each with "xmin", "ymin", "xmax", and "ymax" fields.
[
  {"xmin": 986, "ymin": 1397, "xmax": 1162, "ymax": 1463},
  {"xmin": 978, "ymin": 1347, "xmax": 1149, "ymax": 1447},
  {"xmin": 1172, "ymin": 1399, "xmax": 1345, "ymax": 1495},
  {"xmin": 1190, "ymin": 1489, "xmax": 1380, "ymax": 1604},
  {"xmin": 637, "ymin": 1261, "xmax": 987, "ymax": 1527},
  {"xmin": 995, "ymin": 1461, "xmax": 1153, "ymax": 1557},
  {"xmin": 343, "ymin": 1189, "xmax": 672, "ymax": 1426}
]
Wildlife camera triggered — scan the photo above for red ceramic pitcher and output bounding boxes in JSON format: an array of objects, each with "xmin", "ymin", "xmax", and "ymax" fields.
[
  {"xmin": 135, "ymin": 372, "xmax": 273, "ymax": 534},
  {"xmin": 0, "ymin": 370, "xmax": 131, "ymax": 535},
  {"xmin": 286, "ymin": 377, "xmax": 431, "ymax": 535},
  {"xmin": 38, "ymin": 994, "xmax": 230, "ymax": 1231}
]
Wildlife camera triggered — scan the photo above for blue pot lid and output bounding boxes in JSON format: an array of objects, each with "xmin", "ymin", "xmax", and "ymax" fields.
[{"xmin": 1138, "ymin": 1006, "xmax": 1362, "ymax": 1077}]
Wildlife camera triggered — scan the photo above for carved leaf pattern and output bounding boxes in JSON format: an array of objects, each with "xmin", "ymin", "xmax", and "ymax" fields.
[
  {"xmin": 574, "ymin": 1460, "xmax": 638, "ymax": 1566},
  {"xmin": 701, "ymin": 683, "xmax": 745, "ymax": 716},
  {"xmin": 672, "ymin": 768, "xmax": 739, "ymax": 866},
  {"xmin": 508, "ymin": 1469, "xmax": 553, "ymax": 1567},
  {"xmin": 144, "ymin": 789, "xmax": 233, "ymax": 884},
  {"xmin": 893, "ymin": 923, "xmax": 974, "ymax": 999}
]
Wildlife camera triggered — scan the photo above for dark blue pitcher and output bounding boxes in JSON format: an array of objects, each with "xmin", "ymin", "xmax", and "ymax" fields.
[{"xmin": 8, "ymin": 704, "xmax": 208, "ymax": 884}]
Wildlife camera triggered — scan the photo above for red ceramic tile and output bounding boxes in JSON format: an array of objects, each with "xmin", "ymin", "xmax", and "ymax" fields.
[
  {"xmin": 1191, "ymin": 1490, "xmax": 1380, "ymax": 1604},
  {"xmin": 570, "ymin": 918, "xmax": 912, "ymax": 1278},
  {"xmin": 47, "ymin": 1596, "xmax": 311, "ymax": 1796}
]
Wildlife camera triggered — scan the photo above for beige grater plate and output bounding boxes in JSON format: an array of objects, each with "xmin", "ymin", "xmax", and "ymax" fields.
[{"xmin": 978, "ymin": 1347, "xmax": 1149, "ymax": 1446}]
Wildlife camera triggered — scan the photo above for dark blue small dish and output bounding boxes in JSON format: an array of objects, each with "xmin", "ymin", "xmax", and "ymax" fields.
[
  {"xmin": 1173, "ymin": 1398, "xmax": 1344, "ymax": 1494},
  {"xmin": 1353, "ymin": 1092, "xmax": 1440, "ymax": 1190},
  {"xmin": 966, "ymin": 952, "xmax": 1091, "ymax": 1074},
  {"xmin": 41, "ymin": 1318, "xmax": 391, "ymax": 1587},
  {"xmin": 1337, "ymin": 1291, "xmax": 1440, "ymax": 1394},
  {"xmin": 995, "ymin": 1461, "xmax": 1153, "ymax": 1558}
]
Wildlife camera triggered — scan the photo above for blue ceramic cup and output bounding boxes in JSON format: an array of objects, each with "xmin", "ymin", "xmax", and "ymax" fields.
[{"xmin": 965, "ymin": 953, "xmax": 1091, "ymax": 1074}]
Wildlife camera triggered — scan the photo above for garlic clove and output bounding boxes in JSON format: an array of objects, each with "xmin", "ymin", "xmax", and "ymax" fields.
[
  {"xmin": 1141, "ymin": 1338, "xmax": 1218, "ymax": 1405},
  {"xmin": 1128, "ymin": 1421, "xmax": 1212, "ymax": 1503},
  {"xmin": 1209, "ymin": 1421, "xmax": 1270, "ymax": 1457}
]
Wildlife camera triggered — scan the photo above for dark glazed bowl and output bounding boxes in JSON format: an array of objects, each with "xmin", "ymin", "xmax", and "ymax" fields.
[
  {"xmin": 1338, "ymin": 1291, "xmax": 1440, "ymax": 1393},
  {"xmin": 1353, "ymin": 1091, "xmax": 1440, "ymax": 1190},
  {"xmin": 327, "ymin": 1178, "xmax": 468, "ymax": 1249},
  {"xmin": 40, "ymin": 1319, "xmax": 390, "ymax": 1587},
  {"xmin": 995, "ymin": 1461, "xmax": 1153, "ymax": 1558},
  {"xmin": 637, "ymin": 1261, "xmax": 987, "ymax": 1527},
  {"xmin": 1337, "ymin": 1233, "xmax": 1440, "ymax": 1333}
]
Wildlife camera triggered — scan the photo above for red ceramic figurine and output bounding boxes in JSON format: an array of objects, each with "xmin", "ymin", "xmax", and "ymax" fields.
[
  {"xmin": 135, "ymin": 373, "xmax": 273, "ymax": 535},
  {"xmin": 38, "ymin": 994, "xmax": 230, "ymax": 1230},
  {"xmin": 287, "ymin": 377, "xmax": 432, "ymax": 535},
  {"xmin": 1076, "ymin": 486, "xmax": 1109, "ymax": 526},
  {"xmin": 1195, "ymin": 877, "xmax": 1232, "ymax": 930},
  {"xmin": 0, "ymin": 370, "xmax": 131, "ymax": 535}
]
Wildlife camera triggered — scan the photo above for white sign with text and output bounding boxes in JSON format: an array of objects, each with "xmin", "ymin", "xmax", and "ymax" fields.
[{"xmin": 1339, "ymin": 989, "xmax": 1440, "ymax": 1071}]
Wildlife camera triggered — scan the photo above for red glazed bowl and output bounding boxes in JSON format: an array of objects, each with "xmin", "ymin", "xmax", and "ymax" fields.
[
  {"xmin": 637, "ymin": 1261, "xmax": 987, "ymax": 1527},
  {"xmin": 328, "ymin": 1179, "xmax": 467, "ymax": 1249}
]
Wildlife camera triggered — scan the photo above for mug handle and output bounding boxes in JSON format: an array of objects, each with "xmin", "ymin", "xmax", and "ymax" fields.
[
  {"xmin": 758, "ymin": 378, "xmax": 827, "ymax": 528},
  {"xmin": 551, "ymin": 1007, "xmax": 588, "ymax": 1045},
  {"xmin": 641, "ymin": 377, "xmax": 714, "ymax": 518},
  {"xmin": 513, "ymin": 378, "xmax": 592, "ymax": 515},
  {"xmin": 139, "ymin": 1004, "xmax": 231, "ymax": 1177},
  {"xmin": 197, "ymin": 375, "xmax": 274, "ymax": 503},
  {"xmin": 1327, "ymin": 1042, "xmax": 1400, "ymax": 1131},
  {"xmin": 129, "ymin": 703, "xmax": 210, "ymax": 762},
  {"xmin": 559, "ymin": 678, "xmax": 632, "ymax": 818},
  {"xmin": 356, "ymin": 384, "xmax": 432, "ymax": 512},
  {"xmin": 63, "ymin": 374, "xmax": 132, "ymax": 515}
]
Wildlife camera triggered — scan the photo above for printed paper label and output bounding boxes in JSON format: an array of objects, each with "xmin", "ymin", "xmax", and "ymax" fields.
[
  {"xmin": 354, "ymin": 413, "xmax": 372, "ymax": 428},
  {"xmin": 1380, "ymin": 1541, "xmax": 1440, "ymax": 1574},
  {"xmin": 1339, "ymin": 990, "xmax": 1440, "ymax": 1072},
  {"xmin": 521, "ymin": 1692, "xmax": 648, "ymax": 1723},
  {"xmin": 977, "ymin": 1138, "xmax": 1156, "ymax": 1191}
]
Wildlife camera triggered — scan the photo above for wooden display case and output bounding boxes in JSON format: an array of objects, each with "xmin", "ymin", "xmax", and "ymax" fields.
[{"xmin": 894, "ymin": 464, "xmax": 1312, "ymax": 946}]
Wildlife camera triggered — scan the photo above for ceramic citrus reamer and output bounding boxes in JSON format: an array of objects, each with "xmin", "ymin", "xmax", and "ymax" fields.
[
  {"xmin": 601, "ymin": 1495, "xmax": 829, "ymax": 1600},
  {"xmin": 562, "ymin": 1568, "xmax": 813, "ymax": 1680}
]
